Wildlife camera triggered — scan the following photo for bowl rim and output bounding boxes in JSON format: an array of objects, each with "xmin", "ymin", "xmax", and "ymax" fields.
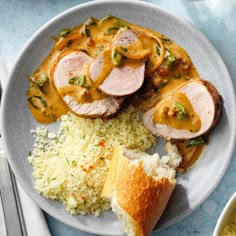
[{"xmin": 213, "ymin": 192, "xmax": 236, "ymax": 235}]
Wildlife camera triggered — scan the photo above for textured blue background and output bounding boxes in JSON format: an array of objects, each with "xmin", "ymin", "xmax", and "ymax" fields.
[{"xmin": 1, "ymin": 0, "xmax": 235, "ymax": 235}]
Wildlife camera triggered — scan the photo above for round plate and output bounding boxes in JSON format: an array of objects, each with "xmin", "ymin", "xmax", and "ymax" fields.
[{"xmin": 2, "ymin": 1, "xmax": 236, "ymax": 235}]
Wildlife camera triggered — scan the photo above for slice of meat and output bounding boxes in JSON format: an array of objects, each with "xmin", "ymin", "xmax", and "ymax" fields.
[
  {"xmin": 143, "ymin": 80, "xmax": 223, "ymax": 140},
  {"xmin": 112, "ymin": 29, "xmax": 150, "ymax": 59},
  {"xmin": 99, "ymin": 63, "xmax": 145, "ymax": 97},
  {"xmin": 113, "ymin": 29, "xmax": 138, "ymax": 48},
  {"xmin": 52, "ymin": 50, "xmax": 124, "ymax": 118},
  {"xmin": 63, "ymin": 95, "xmax": 124, "ymax": 118},
  {"xmin": 52, "ymin": 50, "xmax": 94, "ymax": 87},
  {"xmin": 89, "ymin": 49, "xmax": 145, "ymax": 97}
]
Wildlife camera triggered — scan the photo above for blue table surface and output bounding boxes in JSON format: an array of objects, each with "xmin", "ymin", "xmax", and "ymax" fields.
[{"xmin": 1, "ymin": 0, "xmax": 236, "ymax": 235}]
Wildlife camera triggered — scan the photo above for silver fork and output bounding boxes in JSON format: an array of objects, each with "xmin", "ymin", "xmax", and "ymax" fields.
[{"xmin": 0, "ymin": 61, "xmax": 27, "ymax": 236}]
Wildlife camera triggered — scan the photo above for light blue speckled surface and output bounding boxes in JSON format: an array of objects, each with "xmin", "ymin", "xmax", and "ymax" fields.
[{"xmin": 1, "ymin": 0, "xmax": 235, "ymax": 235}]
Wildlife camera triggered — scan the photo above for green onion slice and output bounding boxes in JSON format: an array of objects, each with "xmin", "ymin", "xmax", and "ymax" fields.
[
  {"xmin": 27, "ymin": 96, "xmax": 47, "ymax": 110},
  {"xmin": 112, "ymin": 50, "xmax": 123, "ymax": 66},
  {"xmin": 59, "ymin": 29, "xmax": 71, "ymax": 38},
  {"xmin": 186, "ymin": 136, "xmax": 207, "ymax": 147},
  {"xmin": 69, "ymin": 75, "xmax": 91, "ymax": 88},
  {"xmin": 175, "ymin": 102, "xmax": 187, "ymax": 120}
]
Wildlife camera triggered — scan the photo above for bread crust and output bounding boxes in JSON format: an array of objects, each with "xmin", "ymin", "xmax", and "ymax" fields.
[{"xmin": 102, "ymin": 146, "xmax": 176, "ymax": 236}]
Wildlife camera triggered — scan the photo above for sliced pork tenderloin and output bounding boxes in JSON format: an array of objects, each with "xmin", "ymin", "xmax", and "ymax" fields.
[
  {"xmin": 112, "ymin": 29, "xmax": 150, "ymax": 59},
  {"xmin": 51, "ymin": 50, "xmax": 124, "ymax": 118},
  {"xmin": 89, "ymin": 48, "xmax": 145, "ymax": 97},
  {"xmin": 89, "ymin": 29, "xmax": 150, "ymax": 97},
  {"xmin": 63, "ymin": 95, "xmax": 124, "ymax": 118},
  {"xmin": 143, "ymin": 80, "xmax": 223, "ymax": 140}
]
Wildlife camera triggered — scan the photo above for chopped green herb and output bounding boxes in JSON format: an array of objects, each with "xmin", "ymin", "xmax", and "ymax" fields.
[
  {"xmin": 71, "ymin": 160, "xmax": 77, "ymax": 167},
  {"xmin": 112, "ymin": 50, "xmax": 123, "ymax": 66},
  {"xmin": 30, "ymin": 73, "xmax": 49, "ymax": 87},
  {"xmin": 69, "ymin": 75, "xmax": 85, "ymax": 86},
  {"xmin": 165, "ymin": 49, "xmax": 175, "ymax": 62},
  {"xmin": 81, "ymin": 17, "xmax": 97, "ymax": 37},
  {"xmin": 100, "ymin": 15, "xmax": 129, "ymax": 34},
  {"xmin": 186, "ymin": 136, "xmax": 207, "ymax": 147},
  {"xmin": 78, "ymin": 75, "xmax": 86, "ymax": 87},
  {"xmin": 81, "ymin": 28, "xmax": 90, "ymax": 37},
  {"xmin": 120, "ymin": 47, "xmax": 128, "ymax": 52},
  {"xmin": 86, "ymin": 17, "xmax": 97, "ymax": 26},
  {"xmin": 156, "ymin": 44, "xmax": 162, "ymax": 56},
  {"xmin": 65, "ymin": 40, "xmax": 73, "ymax": 48},
  {"xmin": 175, "ymin": 102, "xmax": 187, "ymax": 119},
  {"xmin": 161, "ymin": 36, "xmax": 172, "ymax": 45},
  {"xmin": 117, "ymin": 19, "xmax": 129, "ymax": 29},
  {"xmin": 27, "ymin": 96, "xmax": 47, "ymax": 110},
  {"xmin": 99, "ymin": 15, "xmax": 115, "ymax": 24},
  {"xmin": 59, "ymin": 29, "xmax": 71, "ymax": 38},
  {"xmin": 69, "ymin": 75, "xmax": 91, "ymax": 88},
  {"xmin": 104, "ymin": 27, "xmax": 120, "ymax": 35},
  {"xmin": 118, "ymin": 25, "xmax": 129, "ymax": 33},
  {"xmin": 38, "ymin": 73, "xmax": 49, "ymax": 85},
  {"xmin": 165, "ymin": 48, "xmax": 176, "ymax": 71}
]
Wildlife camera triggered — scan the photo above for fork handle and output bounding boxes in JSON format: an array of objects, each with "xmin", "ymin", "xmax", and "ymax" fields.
[{"xmin": 0, "ymin": 157, "xmax": 25, "ymax": 236}]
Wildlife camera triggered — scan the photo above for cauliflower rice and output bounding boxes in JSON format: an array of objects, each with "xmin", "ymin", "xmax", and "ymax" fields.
[{"xmin": 28, "ymin": 105, "xmax": 156, "ymax": 215}]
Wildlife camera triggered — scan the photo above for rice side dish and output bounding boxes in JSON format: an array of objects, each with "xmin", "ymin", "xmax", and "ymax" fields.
[{"xmin": 28, "ymin": 105, "xmax": 156, "ymax": 215}]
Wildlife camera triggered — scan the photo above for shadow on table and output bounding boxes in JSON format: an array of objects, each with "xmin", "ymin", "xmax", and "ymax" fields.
[{"xmin": 154, "ymin": 183, "xmax": 189, "ymax": 231}]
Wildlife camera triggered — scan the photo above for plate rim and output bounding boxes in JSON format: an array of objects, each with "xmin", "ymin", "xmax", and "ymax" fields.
[{"xmin": 2, "ymin": 0, "xmax": 236, "ymax": 234}]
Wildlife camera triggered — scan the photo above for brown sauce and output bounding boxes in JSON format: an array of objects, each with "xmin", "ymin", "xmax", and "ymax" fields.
[
  {"xmin": 27, "ymin": 79, "xmax": 69, "ymax": 123},
  {"xmin": 93, "ymin": 48, "xmax": 114, "ymax": 86},
  {"xmin": 176, "ymin": 141, "xmax": 205, "ymax": 172},
  {"xmin": 153, "ymin": 91, "xmax": 201, "ymax": 132},
  {"xmin": 27, "ymin": 15, "xmax": 205, "ymax": 170}
]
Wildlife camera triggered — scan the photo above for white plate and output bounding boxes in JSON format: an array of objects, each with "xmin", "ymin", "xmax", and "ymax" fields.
[{"xmin": 2, "ymin": 1, "xmax": 236, "ymax": 235}]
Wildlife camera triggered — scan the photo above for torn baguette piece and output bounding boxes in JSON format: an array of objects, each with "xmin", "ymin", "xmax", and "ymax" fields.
[{"xmin": 102, "ymin": 146, "xmax": 179, "ymax": 236}]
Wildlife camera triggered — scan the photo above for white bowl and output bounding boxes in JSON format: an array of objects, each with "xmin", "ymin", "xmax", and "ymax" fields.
[{"xmin": 213, "ymin": 193, "xmax": 236, "ymax": 236}]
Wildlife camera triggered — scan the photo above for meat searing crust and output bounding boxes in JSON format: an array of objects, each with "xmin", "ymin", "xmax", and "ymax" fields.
[{"xmin": 201, "ymin": 80, "xmax": 223, "ymax": 131}]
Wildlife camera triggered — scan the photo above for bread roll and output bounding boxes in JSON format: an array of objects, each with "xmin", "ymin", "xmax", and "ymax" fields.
[{"xmin": 102, "ymin": 146, "xmax": 179, "ymax": 236}]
